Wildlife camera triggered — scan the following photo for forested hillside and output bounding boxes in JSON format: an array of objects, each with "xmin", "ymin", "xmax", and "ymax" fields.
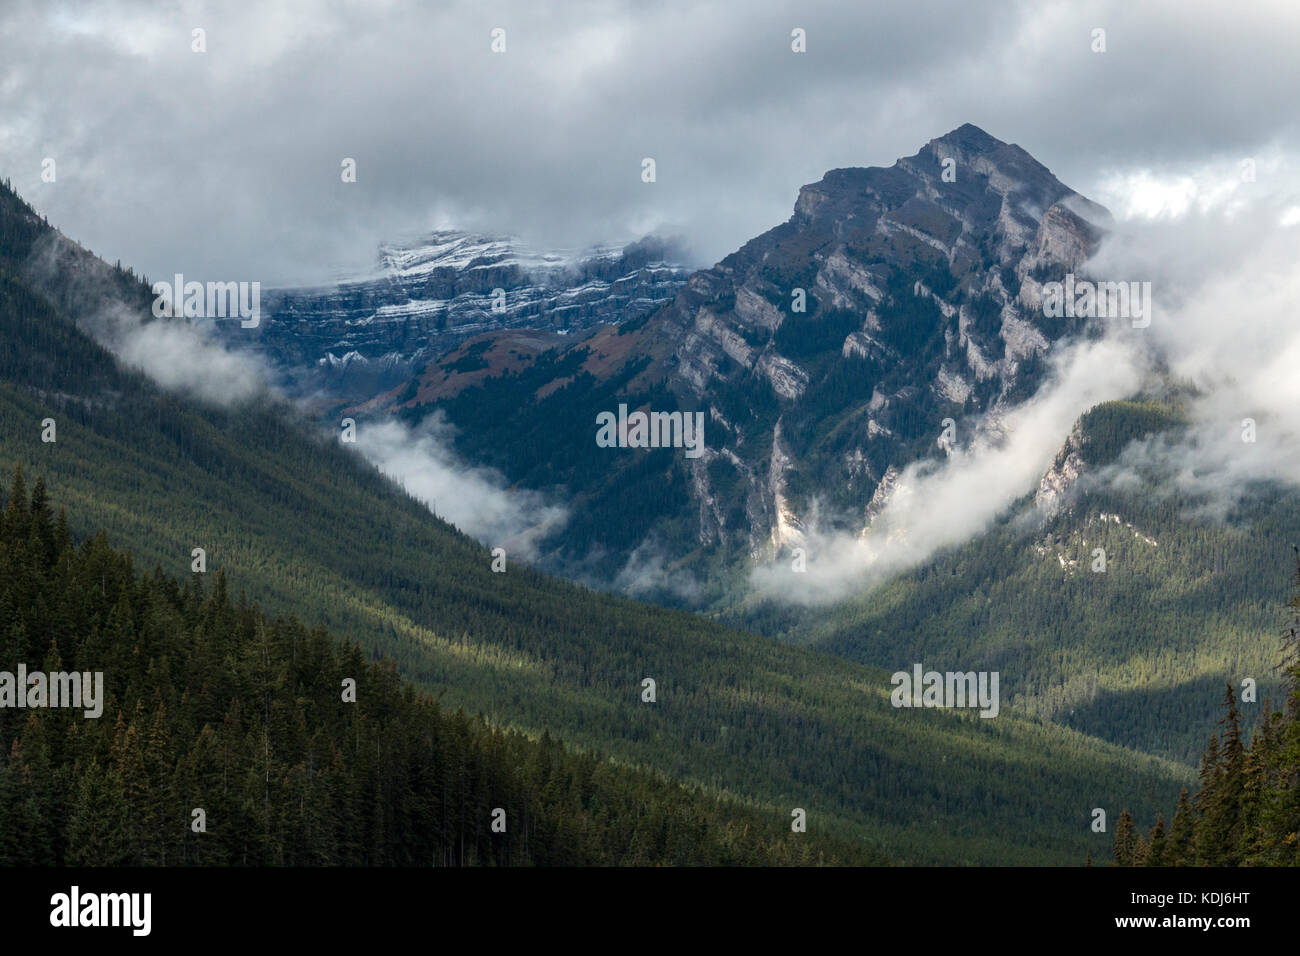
[
  {"xmin": 1109, "ymin": 565, "xmax": 1300, "ymax": 866},
  {"xmin": 0, "ymin": 177, "xmax": 1196, "ymax": 865},
  {"xmin": 742, "ymin": 398, "xmax": 1300, "ymax": 764},
  {"xmin": 0, "ymin": 471, "xmax": 876, "ymax": 865}
]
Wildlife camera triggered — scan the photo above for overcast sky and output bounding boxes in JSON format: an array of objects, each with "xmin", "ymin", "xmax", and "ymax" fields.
[{"xmin": 3, "ymin": 0, "xmax": 1299, "ymax": 287}]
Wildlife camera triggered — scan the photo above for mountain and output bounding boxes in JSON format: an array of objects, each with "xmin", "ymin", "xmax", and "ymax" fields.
[
  {"xmin": 0, "ymin": 174, "xmax": 1192, "ymax": 865},
  {"xmin": 218, "ymin": 230, "xmax": 690, "ymax": 406},
  {"xmin": 342, "ymin": 126, "xmax": 1300, "ymax": 773}
]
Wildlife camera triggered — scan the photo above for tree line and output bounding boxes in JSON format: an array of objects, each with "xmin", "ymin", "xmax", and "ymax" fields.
[{"xmin": 1109, "ymin": 555, "xmax": 1300, "ymax": 866}]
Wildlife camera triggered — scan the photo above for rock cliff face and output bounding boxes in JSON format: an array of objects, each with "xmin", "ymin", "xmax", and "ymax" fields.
[
  {"xmin": 631, "ymin": 123, "xmax": 1112, "ymax": 557},
  {"xmin": 1036, "ymin": 420, "xmax": 1088, "ymax": 517},
  {"xmin": 220, "ymin": 231, "xmax": 690, "ymax": 404}
]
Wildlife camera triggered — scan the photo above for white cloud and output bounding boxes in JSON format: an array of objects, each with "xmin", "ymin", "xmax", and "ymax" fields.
[
  {"xmin": 750, "ymin": 337, "xmax": 1144, "ymax": 604},
  {"xmin": 21, "ymin": 231, "xmax": 273, "ymax": 407},
  {"xmin": 114, "ymin": 314, "xmax": 269, "ymax": 405},
  {"xmin": 1086, "ymin": 171, "xmax": 1300, "ymax": 517},
  {"xmin": 353, "ymin": 415, "xmax": 568, "ymax": 560}
]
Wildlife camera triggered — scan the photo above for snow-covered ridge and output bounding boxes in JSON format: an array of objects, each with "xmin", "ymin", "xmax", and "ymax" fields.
[
  {"xmin": 362, "ymin": 230, "xmax": 631, "ymax": 282},
  {"xmin": 218, "ymin": 229, "xmax": 692, "ymax": 404}
]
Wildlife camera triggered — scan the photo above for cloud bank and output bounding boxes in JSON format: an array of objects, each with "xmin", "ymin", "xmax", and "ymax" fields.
[
  {"xmin": 1087, "ymin": 163, "xmax": 1300, "ymax": 519},
  {"xmin": 4, "ymin": 0, "xmax": 1300, "ymax": 285},
  {"xmin": 353, "ymin": 415, "xmax": 568, "ymax": 561},
  {"xmin": 750, "ymin": 337, "xmax": 1145, "ymax": 604}
]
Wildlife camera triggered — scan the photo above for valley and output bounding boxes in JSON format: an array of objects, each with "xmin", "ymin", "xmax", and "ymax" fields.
[{"xmin": 0, "ymin": 166, "xmax": 1204, "ymax": 864}]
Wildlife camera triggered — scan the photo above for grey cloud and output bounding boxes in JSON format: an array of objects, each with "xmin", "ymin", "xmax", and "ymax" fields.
[{"xmin": 4, "ymin": 0, "xmax": 1299, "ymax": 287}]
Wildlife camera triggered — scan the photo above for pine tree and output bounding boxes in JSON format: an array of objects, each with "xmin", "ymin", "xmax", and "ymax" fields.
[
  {"xmin": 3, "ymin": 465, "xmax": 27, "ymax": 540},
  {"xmin": 66, "ymin": 759, "xmax": 131, "ymax": 865},
  {"xmin": 1168, "ymin": 788, "xmax": 1196, "ymax": 865},
  {"xmin": 1197, "ymin": 684, "xmax": 1246, "ymax": 866},
  {"xmin": 1112, "ymin": 809, "xmax": 1136, "ymax": 866},
  {"xmin": 1145, "ymin": 814, "xmax": 1167, "ymax": 867},
  {"xmin": 27, "ymin": 476, "xmax": 55, "ymax": 566}
]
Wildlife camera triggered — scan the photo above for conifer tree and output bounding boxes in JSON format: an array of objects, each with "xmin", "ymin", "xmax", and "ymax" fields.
[
  {"xmin": 1112, "ymin": 809, "xmax": 1136, "ymax": 866},
  {"xmin": 1197, "ymin": 684, "xmax": 1245, "ymax": 865},
  {"xmin": 1167, "ymin": 788, "xmax": 1196, "ymax": 865},
  {"xmin": 1145, "ymin": 814, "xmax": 1167, "ymax": 867}
]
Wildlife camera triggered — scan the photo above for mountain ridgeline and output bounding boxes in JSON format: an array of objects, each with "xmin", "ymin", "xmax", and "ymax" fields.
[{"xmin": 220, "ymin": 232, "xmax": 690, "ymax": 408}]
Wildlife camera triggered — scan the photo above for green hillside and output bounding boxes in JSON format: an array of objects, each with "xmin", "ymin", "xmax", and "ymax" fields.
[
  {"xmin": 0, "ymin": 473, "xmax": 878, "ymax": 866},
  {"xmin": 745, "ymin": 398, "xmax": 1299, "ymax": 766}
]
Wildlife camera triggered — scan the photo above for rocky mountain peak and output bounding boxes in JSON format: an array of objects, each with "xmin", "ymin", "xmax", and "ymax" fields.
[
  {"xmin": 929, "ymin": 122, "xmax": 1008, "ymax": 155},
  {"xmin": 632, "ymin": 126, "xmax": 1119, "ymax": 561},
  {"xmin": 326, "ymin": 126, "xmax": 1125, "ymax": 587}
]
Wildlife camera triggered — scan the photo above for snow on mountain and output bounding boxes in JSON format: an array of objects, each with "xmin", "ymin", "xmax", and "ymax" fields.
[{"xmin": 218, "ymin": 230, "xmax": 690, "ymax": 404}]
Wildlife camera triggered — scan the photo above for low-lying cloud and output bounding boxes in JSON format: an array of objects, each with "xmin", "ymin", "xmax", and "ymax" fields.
[
  {"xmin": 23, "ymin": 232, "xmax": 273, "ymax": 407},
  {"xmin": 353, "ymin": 415, "xmax": 568, "ymax": 561},
  {"xmin": 1086, "ymin": 163, "xmax": 1300, "ymax": 518},
  {"xmin": 111, "ymin": 307, "xmax": 270, "ymax": 406},
  {"xmin": 750, "ymin": 337, "xmax": 1145, "ymax": 604}
]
